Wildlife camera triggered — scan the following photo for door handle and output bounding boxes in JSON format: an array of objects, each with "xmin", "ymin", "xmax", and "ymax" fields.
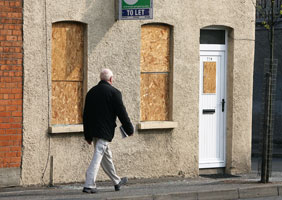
[{"xmin": 221, "ymin": 99, "xmax": 225, "ymax": 112}]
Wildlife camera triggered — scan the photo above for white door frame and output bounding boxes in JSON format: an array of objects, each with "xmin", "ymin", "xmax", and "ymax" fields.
[{"xmin": 199, "ymin": 29, "xmax": 228, "ymax": 169}]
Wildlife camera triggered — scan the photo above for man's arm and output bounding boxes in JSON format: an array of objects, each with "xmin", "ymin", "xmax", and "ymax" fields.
[
  {"xmin": 83, "ymin": 94, "xmax": 93, "ymax": 143},
  {"xmin": 114, "ymin": 91, "xmax": 134, "ymax": 135}
]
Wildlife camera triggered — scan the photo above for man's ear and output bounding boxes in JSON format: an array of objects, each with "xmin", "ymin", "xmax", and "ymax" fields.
[{"xmin": 109, "ymin": 76, "xmax": 113, "ymax": 84}]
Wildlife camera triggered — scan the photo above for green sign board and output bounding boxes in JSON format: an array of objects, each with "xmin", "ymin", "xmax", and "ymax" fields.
[{"xmin": 118, "ymin": 0, "xmax": 153, "ymax": 20}]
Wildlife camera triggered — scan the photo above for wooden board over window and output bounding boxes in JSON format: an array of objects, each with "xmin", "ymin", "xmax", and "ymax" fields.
[
  {"xmin": 203, "ymin": 62, "xmax": 216, "ymax": 94},
  {"xmin": 140, "ymin": 24, "xmax": 171, "ymax": 121},
  {"xmin": 140, "ymin": 73, "xmax": 169, "ymax": 121},
  {"xmin": 140, "ymin": 25, "xmax": 170, "ymax": 73},
  {"xmin": 51, "ymin": 22, "xmax": 84, "ymax": 125},
  {"xmin": 52, "ymin": 82, "xmax": 83, "ymax": 124},
  {"xmin": 52, "ymin": 23, "xmax": 84, "ymax": 81}
]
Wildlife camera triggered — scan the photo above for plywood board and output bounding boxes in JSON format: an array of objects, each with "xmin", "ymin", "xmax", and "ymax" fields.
[
  {"xmin": 140, "ymin": 25, "xmax": 170, "ymax": 73},
  {"xmin": 51, "ymin": 81, "xmax": 83, "ymax": 125},
  {"xmin": 203, "ymin": 62, "xmax": 216, "ymax": 94},
  {"xmin": 52, "ymin": 23, "xmax": 84, "ymax": 81},
  {"xmin": 140, "ymin": 73, "xmax": 169, "ymax": 121}
]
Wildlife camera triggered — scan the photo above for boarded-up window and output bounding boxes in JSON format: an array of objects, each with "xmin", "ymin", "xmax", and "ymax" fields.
[
  {"xmin": 51, "ymin": 22, "xmax": 85, "ymax": 125},
  {"xmin": 140, "ymin": 24, "xmax": 171, "ymax": 121},
  {"xmin": 203, "ymin": 62, "xmax": 216, "ymax": 94}
]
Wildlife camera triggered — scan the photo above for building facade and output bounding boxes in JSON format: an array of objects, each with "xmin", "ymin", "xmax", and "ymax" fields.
[
  {"xmin": 0, "ymin": 0, "xmax": 23, "ymax": 186},
  {"xmin": 0, "ymin": 0, "xmax": 255, "ymax": 186}
]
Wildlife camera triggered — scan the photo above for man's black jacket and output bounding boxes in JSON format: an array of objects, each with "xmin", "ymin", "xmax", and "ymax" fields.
[{"xmin": 83, "ymin": 80, "xmax": 134, "ymax": 142}]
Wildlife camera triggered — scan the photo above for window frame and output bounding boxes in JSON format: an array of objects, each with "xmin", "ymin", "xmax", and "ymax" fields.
[
  {"xmin": 49, "ymin": 21, "xmax": 88, "ymax": 134},
  {"xmin": 138, "ymin": 23, "xmax": 177, "ymax": 130}
]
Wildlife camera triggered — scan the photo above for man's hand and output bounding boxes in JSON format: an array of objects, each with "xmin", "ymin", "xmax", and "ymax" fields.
[{"xmin": 86, "ymin": 139, "xmax": 92, "ymax": 145}]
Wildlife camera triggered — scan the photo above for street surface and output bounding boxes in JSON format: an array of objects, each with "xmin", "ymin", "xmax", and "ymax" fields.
[
  {"xmin": 0, "ymin": 158, "xmax": 281, "ymax": 200},
  {"xmin": 242, "ymin": 197, "xmax": 282, "ymax": 200}
]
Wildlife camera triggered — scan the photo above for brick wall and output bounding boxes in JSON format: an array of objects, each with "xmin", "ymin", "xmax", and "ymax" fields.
[{"xmin": 0, "ymin": 0, "xmax": 23, "ymax": 168}]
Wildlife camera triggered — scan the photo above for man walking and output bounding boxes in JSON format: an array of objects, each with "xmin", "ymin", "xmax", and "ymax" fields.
[{"xmin": 82, "ymin": 69, "xmax": 134, "ymax": 193}]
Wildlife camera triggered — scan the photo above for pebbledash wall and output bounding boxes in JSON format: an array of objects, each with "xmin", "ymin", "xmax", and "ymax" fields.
[
  {"xmin": 0, "ymin": 0, "xmax": 23, "ymax": 186},
  {"xmin": 22, "ymin": 0, "xmax": 255, "ymax": 185}
]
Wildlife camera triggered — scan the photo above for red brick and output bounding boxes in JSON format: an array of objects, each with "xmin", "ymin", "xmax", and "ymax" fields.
[
  {"xmin": 12, "ymin": 65, "xmax": 22, "ymax": 70},
  {"xmin": 0, "ymin": 147, "xmax": 9, "ymax": 152},
  {"xmin": 6, "ymin": 105, "xmax": 17, "ymax": 111},
  {"xmin": 10, "ymin": 99, "xmax": 22, "ymax": 105},
  {"xmin": 7, "ymin": 12, "xmax": 22, "ymax": 19},
  {"xmin": 14, "ymin": 93, "xmax": 22, "ymax": 99},
  {"xmin": 0, "ymin": 35, "xmax": 6, "ymax": 40},
  {"xmin": 10, "ymin": 135, "xmax": 21, "ymax": 141},
  {"xmin": 5, "ymin": 152, "xmax": 17, "ymax": 158},
  {"xmin": 1, "ymin": 77, "xmax": 11, "ymax": 82},
  {"xmin": 0, "ymin": 141, "xmax": 12, "ymax": 146},
  {"xmin": 0, "ymin": 106, "xmax": 6, "ymax": 111},
  {"xmin": 9, "ymin": 117, "xmax": 22, "ymax": 123},
  {"xmin": 0, "ymin": 12, "xmax": 7, "ymax": 18},
  {"xmin": 12, "ymin": 30, "xmax": 21, "ymax": 36},
  {"xmin": 6, "ymin": 82, "xmax": 18, "ymax": 88},
  {"xmin": 9, "ymin": 163, "xmax": 20, "ymax": 168},
  {"xmin": 11, "ymin": 88, "xmax": 21, "ymax": 94},
  {"xmin": 10, "ymin": 157, "xmax": 21, "ymax": 163},
  {"xmin": 17, "ymin": 82, "xmax": 22, "ymax": 87},
  {"xmin": 6, "ymin": 36, "xmax": 17, "ymax": 41},
  {"xmin": 10, "ymin": 123, "xmax": 22, "ymax": 128},
  {"xmin": 0, "ymin": 117, "xmax": 9, "ymax": 123},
  {"xmin": 0, "ymin": 0, "xmax": 23, "ymax": 169},
  {"xmin": 17, "ymin": 105, "xmax": 22, "ymax": 111},
  {"xmin": 0, "ymin": 30, "xmax": 12, "ymax": 35},
  {"xmin": 12, "ymin": 77, "xmax": 22, "ymax": 82},
  {"xmin": 12, "ymin": 112, "xmax": 23, "ymax": 118},
  {"xmin": 0, "ymin": 112, "xmax": 11, "ymax": 117},
  {"xmin": 14, "ymin": 47, "xmax": 22, "ymax": 53},
  {"xmin": 3, "ymin": 71, "xmax": 9, "ymax": 76},
  {"xmin": 13, "ymin": 140, "xmax": 21, "ymax": 146},
  {"xmin": 8, "ymin": 94, "xmax": 15, "ymax": 99},
  {"xmin": 0, "ymin": 135, "xmax": 10, "ymax": 141},
  {"xmin": 6, "ymin": 129, "xmax": 20, "ymax": 134},
  {"xmin": 1, "ymin": 65, "xmax": 11, "ymax": 70},
  {"xmin": 10, "ymin": 146, "xmax": 21, "ymax": 151},
  {"xmin": 0, "ymin": 88, "xmax": 11, "ymax": 93},
  {"xmin": 0, "ymin": 124, "xmax": 11, "ymax": 129},
  {"xmin": 0, "ymin": 100, "xmax": 9, "ymax": 105}
]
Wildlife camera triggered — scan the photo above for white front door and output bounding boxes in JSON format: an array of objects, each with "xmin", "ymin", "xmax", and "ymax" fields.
[{"xmin": 199, "ymin": 48, "xmax": 226, "ymax": 168}]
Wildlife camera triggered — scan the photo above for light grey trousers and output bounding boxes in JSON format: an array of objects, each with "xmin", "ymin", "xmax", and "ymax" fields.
[{"xmin": 84, "ymin": 138, "xmax": 121, "ymax": 188}]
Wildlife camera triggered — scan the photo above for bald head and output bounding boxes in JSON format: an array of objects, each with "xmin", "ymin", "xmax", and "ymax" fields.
[{"xmin": 100, "ymin": 69, "xmax": 113, "ymax": 84}]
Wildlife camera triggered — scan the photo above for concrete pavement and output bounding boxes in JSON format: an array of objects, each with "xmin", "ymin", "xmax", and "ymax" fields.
[
  {"xmin": 1, "ymin": 170, "xmax": 282, "ymax": 200},
  {"xmin": 1, "ymin": 158, "xmax": 282, "ymax": 200}
]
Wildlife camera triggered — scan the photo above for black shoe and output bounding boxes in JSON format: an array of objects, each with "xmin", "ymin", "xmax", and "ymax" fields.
[
  {"xmin": 82, "ymin": 187, "xmax": 98, "ymax": 193},
  {"xmin": 114, "ymin": 177, "xmax": 128, "ymax": 191}
]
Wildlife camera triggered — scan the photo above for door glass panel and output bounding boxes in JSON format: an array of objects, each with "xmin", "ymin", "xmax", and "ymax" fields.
[
  {"xmin": 200, "ymin": 30, "xmax": 225, "ymax": 44},
  {"xmin": 203, "ymin": 61, "xmax": 216, "ymax": 94}
]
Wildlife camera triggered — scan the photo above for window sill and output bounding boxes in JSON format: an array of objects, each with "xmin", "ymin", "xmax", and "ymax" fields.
[
  {"xmin": 138, "ymin": 121, "xmax": 178, "ymax": 130},
  {"xmin": 49, "ymin": 124, "xmax": 83, "ymax": 134}
]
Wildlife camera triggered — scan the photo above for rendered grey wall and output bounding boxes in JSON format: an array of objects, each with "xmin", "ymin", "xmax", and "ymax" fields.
[{"xmin": 22, "ymin": 0, "xmax": 255, "ymax": 185}]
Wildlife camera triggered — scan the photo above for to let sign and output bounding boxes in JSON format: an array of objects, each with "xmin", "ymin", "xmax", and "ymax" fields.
[{"xmin": 118, "ymin": 0, "xmax": 153, "ymax": 20}]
